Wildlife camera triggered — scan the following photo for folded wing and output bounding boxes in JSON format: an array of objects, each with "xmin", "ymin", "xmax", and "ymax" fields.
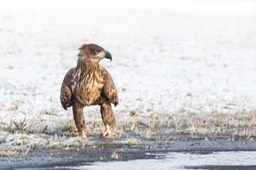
[
  {"xmin": 100, "ymin": 66, "xmax": 119, "ymax": 106},
  {"xmin": 60, "ymin": 68, "xmax": 76, "ymax": 110}
]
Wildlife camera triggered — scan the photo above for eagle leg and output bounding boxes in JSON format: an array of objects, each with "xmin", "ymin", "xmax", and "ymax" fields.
[
  {"xmin": 100, "ymin": 102, "xmax": 116, "ymax": 137},
  {"xmin": 73, "ymin": 101, "xmax": 87, "ymax": 139}
]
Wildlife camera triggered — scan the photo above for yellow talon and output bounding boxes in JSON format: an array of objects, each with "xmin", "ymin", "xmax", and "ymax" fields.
[
  {"xmin": 81, "ymin": 131, "xmax": 88, "ymax": 139},
  {"xmin": 102, "ymin": 125, "xmax": 117, "ymax": 137}
]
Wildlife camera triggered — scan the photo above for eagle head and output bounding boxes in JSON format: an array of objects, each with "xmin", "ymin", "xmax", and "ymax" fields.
[{"xmin": 78, "ymin": 43, "xmax": 112, "ymax": 61}]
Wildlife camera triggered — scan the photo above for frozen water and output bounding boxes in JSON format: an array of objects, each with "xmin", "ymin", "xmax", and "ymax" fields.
[{"xmin": 59, "ymin": 151, "xmax": 256, "ymax": 170}]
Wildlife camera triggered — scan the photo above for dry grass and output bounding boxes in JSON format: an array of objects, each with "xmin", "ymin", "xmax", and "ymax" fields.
[
  {"xmin": 8, "ymin": 101, "xmax": 21, "ymax": 111},
  {"xmin": 13, "ymin": 116, "xmax": 27, "ymax": 133},
  {"xmin": 1, "ymin": 109, "xmax": 256, "ymax": 157},
  {"xmin": 124, "ymin": 111, "xmax": 256, "ymax": 138}
]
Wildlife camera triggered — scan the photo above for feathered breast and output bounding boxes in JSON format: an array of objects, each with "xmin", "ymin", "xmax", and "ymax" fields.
[{"xmin": 74, "ymin": 68, "xmax": 104, "ymax": 106}]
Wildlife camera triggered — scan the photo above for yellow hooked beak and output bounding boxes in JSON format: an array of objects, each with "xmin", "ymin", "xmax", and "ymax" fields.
[{"xmin": 96, "ymin": 51, "xmax": 112, "ymax": 61}]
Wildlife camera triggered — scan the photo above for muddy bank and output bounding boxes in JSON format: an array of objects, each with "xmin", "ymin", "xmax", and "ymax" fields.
[{"xmin": 1, "ymin": 134, "xmax": 256, "ymax": 169}]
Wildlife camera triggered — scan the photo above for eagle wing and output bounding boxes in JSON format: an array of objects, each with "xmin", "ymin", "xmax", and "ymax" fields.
[
  {"xmin": 60, "ymin": 68, "xmax": 76, "ymax": 110},
  {"xmin": 100, "ymin": 66, "xmax": 119, "ymax": 106}
]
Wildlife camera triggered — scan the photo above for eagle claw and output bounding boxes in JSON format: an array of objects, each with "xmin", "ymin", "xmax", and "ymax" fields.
[
  {"xmin": 81, "ymin": 131, "xmax": 88, "ymax": 139},
  {"xmin": 102, "ymin": 129, "xmax": 117, "ymax": 137}
]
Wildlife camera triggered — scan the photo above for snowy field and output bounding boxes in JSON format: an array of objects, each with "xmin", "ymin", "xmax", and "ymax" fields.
[{"xmin": 0, "ymin": 0, "xmax": 256, "ymax": 159}]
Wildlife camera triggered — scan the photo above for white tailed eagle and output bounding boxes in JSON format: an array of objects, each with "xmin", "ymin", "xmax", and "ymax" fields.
[{"xmin": 60, "ymin": 44, "xmax": 118, "ymax": 139}]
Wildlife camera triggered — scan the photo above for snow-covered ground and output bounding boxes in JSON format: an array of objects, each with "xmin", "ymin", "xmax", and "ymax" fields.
[{"xmin": 0, "ymin": 0, "xmax": 256, "ymax": 157}]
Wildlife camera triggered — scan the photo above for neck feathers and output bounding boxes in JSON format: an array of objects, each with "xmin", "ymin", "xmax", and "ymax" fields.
[{"xmin": 76, "ymin": 58, "xmax": 100, "ymax": 79}]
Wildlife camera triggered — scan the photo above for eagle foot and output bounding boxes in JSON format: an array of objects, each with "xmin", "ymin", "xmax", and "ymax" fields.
[
  {"xmin": 102, "ymin": 128, "xmax": 117, "ymax": 137},
  {"xmin": 80, "ymin": 130, "xmax": 88, "ymax": 139}
]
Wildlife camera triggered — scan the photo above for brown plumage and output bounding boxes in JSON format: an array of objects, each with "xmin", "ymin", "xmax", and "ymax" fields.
[{"xmin": 60, "ymin": 44, "xmax": 118, "ymax": 139}]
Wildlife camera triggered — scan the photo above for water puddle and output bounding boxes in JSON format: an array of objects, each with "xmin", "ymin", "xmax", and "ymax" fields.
[{"xmin": 69, "ymin": 151, "xmax": 256, "ymax": 170}]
